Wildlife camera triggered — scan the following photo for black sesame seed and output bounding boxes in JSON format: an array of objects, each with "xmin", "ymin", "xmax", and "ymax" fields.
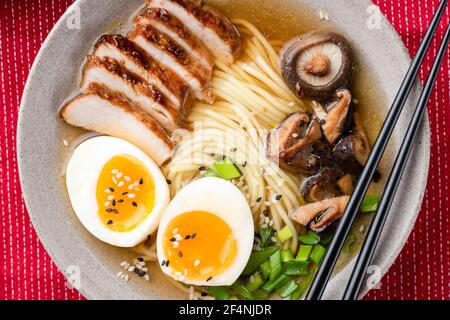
[
  {"xmin": 107, "ymin": 220, "xmax": 113, "ymax": 225},
  {"xmin": 109, "ymin": 187, "xmax": 115, "ymax": 192},
  {"xmin": 242, "ymin": 161, "xmax": 247, "ymax": 168},
  {"xmin": 276, "ymin": 195, "xmax": 283, "ymax": 201},
  {"xmin": 166, "ymin": 260, "xmax": 170, "ymax": 267},
  {"xmin": 122, "ymin": 192, "xmax": 128, "ymax": 196},
  {"xmin": 112, "ymin": 209, "xmax": 119, "ymax": 214},
  {"xmin": 161, "ymin": 260, "xmax": 166, "ymax": 267},
  {"xmin": 199, "ymin": 166, "xmax": 206, "ymax": 171},
  {"xmin": 117, "ymin": 199, "xmax": 124, "ymax": 203},
  {"xmin": 191, "ymin": 233, "xmax": 197, "ymax": 239},
  {"xmin": 106, "ymin": 208, "xmax": 113, "ymax": 213},
  {"xmin": 319, "ymin": 119, "xmax": 326, "ymax": 125},
  {"xmin": 263, "ymin": 210, "xmax": 269, "ymax": 217},
  {"xmin": 201, "ymin": 292, "xmax": 208, "ymax": 297},
  {"xmin": 185, "ymin": 235, "xmax": 191, "ymax": 240},
  {"xmin": 137, "ymin": 257, "xmax": 144, "ymax": 262},
  {"xmin": 230, "ymin": 147, "xmax": 237, "ymax": 152},
  {"xmin": 132, "ymin": 202, "xmax": 138, "ymax": 207},
  {"xmin": 134, "ymin": 268, "xmax": 146, "ymax": 277},
  {"xmin": 170, "ymin": 237, "xmax": 176, "ymax": 242},
  {"xmin": 256, "ymin": 197, "xmax": 262, "ymax": 203},
  {"xmin": 166, "ymin": 179, "xmax": 172, "ymax": 185},
  {"xmin": 210, "ymin": 153, "xmax": 216, "ymax": 157},
  {"xmin": 178, "ymin": 251, "xmax": 183, "ymax": 258},
  {"xmin": 112, "ymin": 200, "xmax": 116, "ymax": 206},
  {"xmin": 147, "ymin": 234, "xmax": 152, "ymax": 240},
  {"xmin": 139, "ymin": 178, "xmax": 144, "ymax": 185},
  {"xmin": 206, "ymin": 276, "xmax": 213, "ymax": 282}
]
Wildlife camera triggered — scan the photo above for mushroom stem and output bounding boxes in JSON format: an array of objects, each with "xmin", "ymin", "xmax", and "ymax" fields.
[{"xmin": 305, "ymin": 54, "xmax": 330, "ymax": 76}]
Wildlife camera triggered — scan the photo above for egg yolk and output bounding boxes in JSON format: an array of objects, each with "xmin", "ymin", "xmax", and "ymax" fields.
[
  {"xmin": 96, "ymin": 154, "xmax": 155, "ymax": 232},
  {"xmin": 163, "ymin": 211, "xmax": 237, "ymax": 281}
]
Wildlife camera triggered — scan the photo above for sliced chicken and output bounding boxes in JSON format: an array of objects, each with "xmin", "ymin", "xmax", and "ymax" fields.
[
  {"xmin": 81, "ymin": 55, "xmax": 181, "ymax": 132},
  {"xmin": 128, "ymin": 24, "xmax": 215, "ymax": 103},
  {"xmin": 146, "ymin": 0, "xmax": 241, "ymax": 65},
  {"xmin": 134, "ymin": 8, "xmax": 214, "ymax": 70},
  {"xmin": 93, "ymin": 34, "xmax": 190, "ymax": 110},
  {"xmin": 60, "ymin": 84, "xmax": 173, "ymax": 165}
]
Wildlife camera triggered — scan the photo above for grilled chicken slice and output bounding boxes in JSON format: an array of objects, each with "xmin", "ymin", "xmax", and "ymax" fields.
[
  {"xmin": 81, "ymin": 55, "xmax": 181, "ymax": 132},
  {"xmin": 93, "ymin": 34, "xmax": 190, "ymax": 109},
  {"xmin": 134, "ymin": 8, "xmax": 214, "ymax": 70},
  {"xmin": 60, "ymin": 84, "xmax": 173, "ymax": 165},
  {"xmin": 146, "ymin": 0, "xmax": 241, "ymax": 65},
  {"xmin": 128, "ymin": 25, "xmax": 215, "ymax": 103}
]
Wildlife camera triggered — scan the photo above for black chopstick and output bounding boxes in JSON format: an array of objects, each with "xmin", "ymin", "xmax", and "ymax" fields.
[
  {"xmin": 343, "ymin": 22, "xmax": 450, "ymax": 300},
  {"xmin": 305, "ymin": 0, "xmax": 449, "ymax": 300}
]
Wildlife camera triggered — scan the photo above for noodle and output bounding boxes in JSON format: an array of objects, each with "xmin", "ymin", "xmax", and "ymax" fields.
[{"xmin": 135, "ymin": 20, "xmax": 308, "ymax": 296}]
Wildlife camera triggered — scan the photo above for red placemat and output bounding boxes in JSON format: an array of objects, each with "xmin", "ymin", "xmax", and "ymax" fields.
[{"xmin": 1, "ymin": 0, "xmax": 449, "ymax": 300}]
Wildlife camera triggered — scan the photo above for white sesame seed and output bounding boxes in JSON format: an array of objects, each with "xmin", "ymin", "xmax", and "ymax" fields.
[
  {"xmin": 118, "ymin": 181, "xmax": 125, "ymax": 187},
  {"xmin": 277, "ymin": 179, "xmax": 285, "ymax": 187},
  {"xmin": 120, "ymin": 274, "xmax": 125, "ymax": 280},
  {"xmin": 138, "ymin": 261, "xmax": 146, "ymax": 267},
  {"xmin": 128, "ymin": 266, "xmax": 135, "ymax": 272},
  {"xmin": 62, "ymin": 139, "xmax": 69, "ymax": 147},
  {"xmin": 104, "ymin": 188, "xmax": 112, "ymax": 193},
  {"xmin": 124, "ymin": 176, "xmax": 131, "ymax": 182},
  {"xmin": 112, "ymin": 176, "xmax": 117, "ymax": 184},
  {"xmin": 111, "ymin": 169, "xmax": 119, "ymax": 175},
  {"xmin": 142, "ymin": 267, "xmax": 148, "ymax": 272},
  {"xmin": 107, "ymin": 195, "xmax": 115, "ymax": 201},
  {"xmin": 134, "ymin": 180, "xmax": 140, "ymax": 187},
  {"xmin": 324, "ymin": 12, "xmax": 330, "ymax": 21},
  {"xmin": 288, "ymin": 102, "xmax": 296, "ymax": 107},
  {"xmin": 173, "ymin": 242, "xmax": 179, "ymax": 248},
  {"xmin": 128, "ymin": 184, "xmax": 135, "ymax": 190},
  {"xmin": 249, "ymin": 275, "xmax": 255, "ymax": 283},
  {"xmin": 292, "ymin": 133, "xmax": 299, "ymax": 138},
  {"xmin": 194, "ymin": 260, "xmax": 200, "ymax": 267},
  {"xmin": 104, "ymin": 201, "xmax": 110, "ymax": 207},
  {"xmin": 120, "ymin": 261, "xmax": 127, "ymax": 267},
  {"xmin": 264, "ymin": 217, "xmax": 270, "ymax": 224},
  {"xmin": 144, "ymin": 274, "xmax": 150, "ymax": 282},
  {"xmin": 319, "ymin": 10, "xmax": 324, "ymax": 20},
  {"xmin": 264, "ymin": 201, "xmax": 272, "ymax": 207},
  {"xmin": 128, "ymin": 193, "xmax": 136, "ymax": 199},
  {"xmin": 116, "ymin": 172, "xmax": 123, "ymax": 179},
  {"xmin": 271, "ymin": 237, "xmax": 278, "ymax": 243},
  {"xmin": 124, "ymin": 275, "xmax": 129, "ymax": 282},
  {"xmin": 269, "ymin": 220, "xmax": 274, "ymax": 227},
  {"xmin": 172, "ymin": 228, "xmax": 179, "ymax": 235},
  {"xmin": 117, "ymin": 271, "xmax": 123, "ymax": 278},
  {"xmin": 359, "ymin": 224, "xmax": 365, "ymax": 233},
  {"xmin": 175, "ymin": 234, "xmax": 183, "ymax": 241}
]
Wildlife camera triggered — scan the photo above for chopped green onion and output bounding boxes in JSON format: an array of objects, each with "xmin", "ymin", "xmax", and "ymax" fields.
[
  {"xmin": 259, "ymin": 226, "xmax": 273, "ymax": 248},
  {"xmin": 310, "ymin": 244, "xmax": 326, "ymax": 265},
  {"xmin": 203, "ymin": 169, "xmax": 219, "ymax": 178},
  {"xmin": 290, "ymin": 265, "xmax": 318, "ymax": 300},
  {"xmin": 259, "ymin": 260, "xmax": 271, "ymax": 278},
  {"xmin": 296, "ymin": 245, "xmax": 313, "ymax": 262},
  {"xmin": 242, "ymin": 246, "xmax": 279, "ymax": 275},
  {"xmin": 207, "ymin": 286, "xmax": 230, "ymax": 300},
  {"xmin": 282, "ymin": 261, "xmax": 310, "ymax": 276},
  {"xmin": 298, "ymin": 231, "xmax": 321, "ymax": 245},
  {"xmin": 231, "ymin": 281, "xmax": 254, "ymax": 300},
  {"xmin": 361, "ymin": 195, "xmax": 380, "ymax": 213},
  {"xmin": 344, "ymin": 233, "xmax": 356, "ymax": 252},
  {"xmin": 281, "ymin": 249, "xmax": 294, "ymax": 262},
  {"xmin": 320, "ymin": 234, "xmax": 333, "ymax": 246},
  {"xmin": 269, "ymin": 250, "xmax": 282, "ymax": 281},
  {"xmin": 277, "ymin": 225, "xmax": 293, "ymax": 243},
  {"xmin": 275, "ymin": 278, "xmax": 298, "ymax": 298},
  {"xmin": 252, "ymin": 289, "xmax": 269, "ymax": 300},
  {"xmin": 261, "ymin": 274, "xmax": 288, "ymax": 292},
  {"xmin": 245, "ymin": 272, "xmax": 265, "ymax": 293},
  {"xmin": 213, "ymin": 157, "xmax": 242, "ymax": 180}
]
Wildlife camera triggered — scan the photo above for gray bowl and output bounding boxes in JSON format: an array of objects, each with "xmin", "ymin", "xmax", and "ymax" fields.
[{"xmin": 18, "ymin": 0, "xmax": 429, "ymax": 300}]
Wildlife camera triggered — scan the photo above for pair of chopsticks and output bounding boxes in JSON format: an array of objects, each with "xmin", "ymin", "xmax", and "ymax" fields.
[{"xmin": 305, "ymin": 0, "xmax": 450, "ymax": 300}]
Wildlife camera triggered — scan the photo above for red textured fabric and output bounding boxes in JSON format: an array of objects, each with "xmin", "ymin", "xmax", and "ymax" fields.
[{"xmin": 0, "ymin": 0, "xmax": 448, "ymax": 300}]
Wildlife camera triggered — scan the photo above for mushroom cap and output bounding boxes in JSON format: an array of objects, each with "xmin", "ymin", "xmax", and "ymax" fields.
[
  {"xmin": 280, "ymin": 31, "xmax": 353, "ymax": 101},
  {"xmin": 300, "ymin": 166, "xmax": 345, "ymax": 203},
  {"xmin": 333, "ymin": 133, "xmax": 370, "ymax": 174}
]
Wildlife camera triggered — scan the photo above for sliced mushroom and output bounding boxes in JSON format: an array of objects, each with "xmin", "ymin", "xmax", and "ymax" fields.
[
  {"xmin": 289, "ymin": 196, "xmax": 350, "ymax": 232},
  {"xmin": 312, "ymin": 89, "xmax": 353, "ymax": 144},
  {"xmin": 266, "ymin": 112, "xmax": 322, "ymax": 174},
  {"xmin": 333, "ymin": 133, "xmax": 370, "ymax": 174},
  {"xmin": 280, "ymin": 31, "xmax": 353, "ymax": 100},
  {"xmin": 337, "ymin": 174, "xmax": 354, "ymax": 195},
  {"xmin": 300, "ymin": 166, "xmax": 344, "ymax": 202}
]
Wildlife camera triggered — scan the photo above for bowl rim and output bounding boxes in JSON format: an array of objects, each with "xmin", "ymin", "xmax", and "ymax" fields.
[{"xmin": 17, "ymin": 0, "xmax": 430, "ymax": 300}]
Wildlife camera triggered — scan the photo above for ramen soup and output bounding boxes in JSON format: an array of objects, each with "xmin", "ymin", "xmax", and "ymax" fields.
[{"xmin": 60, "ymin": 0, "xmax": 390, "ymax": 300}]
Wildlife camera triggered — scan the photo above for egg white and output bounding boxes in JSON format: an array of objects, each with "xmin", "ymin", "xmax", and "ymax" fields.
[
  {"xmin": 66, "ymin": 136, "xmax": 169, "ymax": 247},
  {"xmin": 157, "ymin": 177, "xmax": 254, "ymax": 286}
]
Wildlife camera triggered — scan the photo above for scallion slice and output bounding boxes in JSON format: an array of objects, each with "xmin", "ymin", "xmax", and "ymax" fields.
[
  {"xmin": 231, "ymin": 281, "xmax": 254, "ymax": 300},
  {"xmin": 277, "ymin": 225, "xmax": 293, "ymax": 243},
  {"xmin": 259, "ymin": 226, "xmax": 273, "ymax": 248},
  {"xmin": 296, "ymin": 245, "xmax": 313, "ymax": 262},
  {"xmin": 281, "ymin": 249, "xmax": 294, "ymax": 262},
  {"xmin": 207, "ymin": 286, "xmax": 230, "ymax": 300},
  {"xmin": 252, "ymin": 289, "xmax": 269, "ymax": 300},
  {"xmin": 242, "ymin": 246, "xmax": 279, "ymax": 275},
  {"xmin": 259, "ymin": 260, "xmax": 271, "ymax": 279},
  {"xmin": 213, "ymin": 157, "xmax": 242, "ymax": 180},
  {"xmin": 261, "ymin": 274, "xmax": 288, "ymax": 292},
  {"xmin": 282, "ymin": 261, "xmax": 310, "ymax": 276},
  {"xmin": 310, "ymin": 244, "xmax": 326, "ymax": 265},
  {"xmin": 275, "ymin": 278, "xmax": 298, "ymax": 298},
  {"xmin": 245, "ymin": 272, "xmax": 265, "ymax": 293},
  {"xmin": 298, "ymin": 231, "xmax": 321, "ymax": 245},
  {"xmin": 203, "ymin": 169, "xmax": 219, "ymax": 178},
  {"xmin": 269, "ymin": 250, "xmax": 282, "ymax": 281},
  {"xmin": 360, "ymin": 195, "xmax": 380, "ymax": 212}
]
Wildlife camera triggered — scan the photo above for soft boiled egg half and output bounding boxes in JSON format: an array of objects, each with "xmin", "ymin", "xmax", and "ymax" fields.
[
  {"xmin": 157, "ymin": 177, "xmax": 254, "ymax": 286},
  {"xmin": 66, "ymin": 136, "xmax": 169, "ymax": 247}
]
